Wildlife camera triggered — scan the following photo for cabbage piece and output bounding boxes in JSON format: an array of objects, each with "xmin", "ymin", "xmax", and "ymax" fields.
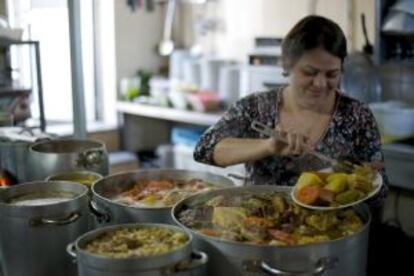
[{"xmin": 212, "ymin": 207, "xmax": 247, "ymax": 230}]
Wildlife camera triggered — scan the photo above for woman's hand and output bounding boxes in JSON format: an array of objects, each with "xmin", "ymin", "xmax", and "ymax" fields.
[
  {"xmin": 266, "ymin": 128, "xmax": 311, "ymax": 156},
  {"xmin": 362, "ymin": 161, "xmax": 385, "ymax": 171}
]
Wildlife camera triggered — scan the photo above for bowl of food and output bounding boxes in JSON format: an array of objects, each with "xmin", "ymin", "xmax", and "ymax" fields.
[{"xmin": 291, "ymin": 166, "xmax": 382, "ymax": 211}]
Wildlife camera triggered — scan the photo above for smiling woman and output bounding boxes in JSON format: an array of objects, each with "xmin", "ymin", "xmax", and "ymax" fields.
[
  {"xmin": 193, "ymin": 15, "xmax": 389, "ymax": 276},
  {"xmin": 193, "ymin": 14, "xmax": 388, "ymax": 213}
]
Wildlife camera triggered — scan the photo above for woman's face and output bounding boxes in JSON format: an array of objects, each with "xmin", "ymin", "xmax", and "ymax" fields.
[{"xmin": 287, "ymin": 47, "xmax": 342, "ymax": 107}]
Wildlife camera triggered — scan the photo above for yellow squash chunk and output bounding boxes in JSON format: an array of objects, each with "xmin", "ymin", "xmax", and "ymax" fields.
[
  {"xmin": 335, "ymin": 190, "xmax": 363, "ymax": 205},
  {"xmin": 324, "ymin": 173, "xmax": 348, "ymax": 194},
  {"xmin": 295, "ymin": 172, "xmax": 323, "ymax": 191},
  {"xmin": 347, "ymin": 174, "xmax": 373, "ymax": 193}
]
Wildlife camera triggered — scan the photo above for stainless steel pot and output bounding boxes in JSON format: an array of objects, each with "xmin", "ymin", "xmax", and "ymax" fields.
[
  {"xmin": 28, "ymin": 138, "xmax": 109, "ymax": 181},
  {"xmin": 0, "ymin": 127, "xmax": 53, "ymax": 183},
  {"xmin": 91, "ymin": 169, "xmax": 234, "ymax": 225},
  {"xmin": 46, "ymin": 171, "xmax": 104, "ymax": 230},
  {"xmin": 172, "ymin": 186, "xmax": 371, "ymax": 276},
  {"xmin": 67, "ymin": 223, "xmax": 208, "ymax": 276},
  {"xmin": 0, "ymin": 181, "xmax": 90, "ymax": 276},
  {"xmin": 46, "ymin": 170, "xmax": 103, "ymax": 189}
]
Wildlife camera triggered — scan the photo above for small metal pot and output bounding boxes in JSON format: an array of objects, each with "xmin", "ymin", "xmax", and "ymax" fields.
[
  {"xmin": 67, "ymin": 223, "xmax": 208, "ymax": 276},
  {"xmin": 46, "ymin": 171, "xmax": 104, "ymax": 230},
  {"xmin": 0, "ymin": 181, "xmax": 90, "ymax": 276},
  {"xmin": 172, "ymin": 186, "xmax": 371, "ymax": 276},
  {"xmin": 28, "ymin": 138, "xmax": 109, "ymax": 181},
  {"xmin": 46, "ymin": 170, "xmax": 103, "ymax": 189},
  {"xmin": 90, "ymin": 169, "xmax": 234, "ymax": 225}
]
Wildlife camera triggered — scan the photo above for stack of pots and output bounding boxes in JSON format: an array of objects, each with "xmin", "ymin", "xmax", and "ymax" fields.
[{"xmin": 0, "ymin": 181, "xmax": 90, "ymax": 276}]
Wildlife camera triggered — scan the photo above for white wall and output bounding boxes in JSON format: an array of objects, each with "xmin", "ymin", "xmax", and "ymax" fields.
[
  {"xmin": 178, "ymin": 0, "xmax": 376, "ymax": 61},
  {"xmin": 114, "ymin": 1, "xmax": 164, "ymax": 87}
]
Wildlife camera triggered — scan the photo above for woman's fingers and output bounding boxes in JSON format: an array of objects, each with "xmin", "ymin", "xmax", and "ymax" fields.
[
  {"xmin": 275, "ymin": 128, "xmax": 309, "ymax": 156},
  {"xmin": 363, "ymin": 161, "xmax": 385, "ymax": 171}
]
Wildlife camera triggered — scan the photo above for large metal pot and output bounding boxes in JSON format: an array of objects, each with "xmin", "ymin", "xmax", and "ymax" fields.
[
  {"xmin": 28, "ymin": 138, "xmax": 109, "ymax": 181},
  {"xmin": 0, "ymin": 181, "xmax": 90, "ymax": 276},
  {"xmin": 91, "ymin": 169, "xmax": 234, "ymax": 225},
  {"xmin": 67, "ymin": 223, "xmax": 208, "ymax": 276},
  {"xmin": 172, "ymin": 186, "xmax": 371, "ymax": 276}
]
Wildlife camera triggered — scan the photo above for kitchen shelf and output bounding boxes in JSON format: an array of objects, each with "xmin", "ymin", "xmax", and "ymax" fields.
[{"xmin": 116, "ymin": 101, "xmax": 223, "ymax": 126}]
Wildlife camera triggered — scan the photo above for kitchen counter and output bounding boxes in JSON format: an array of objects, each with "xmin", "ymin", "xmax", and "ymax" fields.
[{"xmin": 116, "ymin": 101, "xmax": 223, "ymax": 126}]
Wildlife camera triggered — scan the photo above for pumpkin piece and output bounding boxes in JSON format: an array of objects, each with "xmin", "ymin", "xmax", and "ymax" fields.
[{"xmin": 295, "ymin": 172, "xmax": 323, "ymax": 191}]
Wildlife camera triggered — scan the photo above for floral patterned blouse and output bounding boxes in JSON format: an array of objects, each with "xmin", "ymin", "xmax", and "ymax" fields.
[{"xmin": 194, "ymin": 87, "xmax": 388, "ymax": 209}]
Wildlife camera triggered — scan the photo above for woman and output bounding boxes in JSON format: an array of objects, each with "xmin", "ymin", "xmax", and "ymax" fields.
[
  {"xmin": 194, "ymin": 15, "xmax": 387, "ymax": 275},
  {"xmin": 194, "ymin": 15, "xmax": 388, "ymax": 212}
]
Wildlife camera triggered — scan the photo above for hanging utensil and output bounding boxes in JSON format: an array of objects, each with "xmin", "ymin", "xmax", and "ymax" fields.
[{"xmin": 158, "ymin": 0, "xmax": 176, "ymax": 56}]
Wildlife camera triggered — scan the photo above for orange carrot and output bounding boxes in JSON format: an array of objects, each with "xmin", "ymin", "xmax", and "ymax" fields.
[{"xmin": 296, "ymin": 186, "xmax": 321, "ymax": 205}]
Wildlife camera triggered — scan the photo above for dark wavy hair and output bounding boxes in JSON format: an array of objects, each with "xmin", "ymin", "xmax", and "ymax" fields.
[{"xmin": 281, "ymin": 15, "xmax": 347, "ymax": 75}]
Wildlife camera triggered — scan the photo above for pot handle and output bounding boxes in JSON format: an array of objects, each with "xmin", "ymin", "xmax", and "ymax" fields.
[
  {"xmin": 66, "ymin": 242, "xmax": 77, "ymax": 259},
  {"xmin": 227, "ymin": 173, "xmax": 250, "ymax": 186},
  {"xmin": 174, "ymin": 250, "xmax": 208, "ymax": 272},
  {"xmin": 77, "ymin": 148, "xmax": 104, "ymax": 168},
  {"xmin": 89, "ymin": 200, "xmax": 111, "ymax": 223},
  {"xmin": 260, "ymin": 257, "xmax": 338, "ymax": 276},
  {"xmin": 30, "ymin": 212, "xmax": 81, "ymax": 227}
]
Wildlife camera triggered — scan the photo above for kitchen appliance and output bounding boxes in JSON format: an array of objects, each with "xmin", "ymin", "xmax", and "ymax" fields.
[
  {"xmin": 67, "ymin": 223, "xmax": 208, "ymax": 276},
  {"xmin": 172, "ymin": 185, "xmax": 371, "ymax": 276},
  {"xmin": 239, "ymin": 65, "xmax": 288, "ymax": 98},
  {"xmin": 0, "ymin": 181, "xmax": 89, "ymax": 276},
  {"xmin": 27, "ymin": 138, "xmax": 109, "ymax": 181},
  {"xmin": 200, "ymin": 57, "xmax": 236, "ymax": 92},
  {"xmin": 248, "ymin": 37, "xmax": 283, "ymax": 66},
  {"xmin": 90, "ymin": 169, "xmax": 234, "ymax": 225},
  {"xmin": 218, "ymin": 64, "xmax": 241, "ymax": 105}
]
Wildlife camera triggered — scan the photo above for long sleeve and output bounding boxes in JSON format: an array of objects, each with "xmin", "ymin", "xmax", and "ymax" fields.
[{"xmin": 193, "ymin": 96, "xmax": 257, "ymax": 166}]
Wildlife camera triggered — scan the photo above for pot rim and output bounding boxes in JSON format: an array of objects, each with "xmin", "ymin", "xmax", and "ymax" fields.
[
  {"xmin": 91, "ymin": 169, "xmax": 235, "ymax": 210},
  {"xmin": 73, "ymin": 223, "xmax": 193, "ymax": 270},
  {"xmin": 45, "ymin": 170, "xmax": 103, "ymax": 182},
  {"xmin": 172, "ymin": 185, "xmax": 371, "ymax": 250},
  {"xmin": 0, "ymin": 181, "xmax": 89, "ymax": 212},
  {"xmin": 29, "ymin": 138, "xmax": 106, "ymax": 154}
]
